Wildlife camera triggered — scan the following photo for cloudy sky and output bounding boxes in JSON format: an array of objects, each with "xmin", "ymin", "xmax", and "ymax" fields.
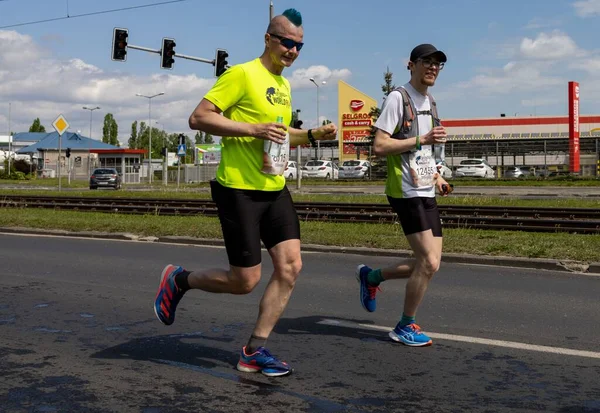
[{"xmin": 0, "ymin": 0, "xmax": 599, "ymax": 143}]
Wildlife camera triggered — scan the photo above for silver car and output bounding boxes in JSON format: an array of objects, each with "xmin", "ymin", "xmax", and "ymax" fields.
[
  {"xmin": 504, "ymin": 166, "xmax": 531, "ymax": 178},
  {"xmin": 339, "ymin": 160, "xmax": 371, "ymax": 179}
]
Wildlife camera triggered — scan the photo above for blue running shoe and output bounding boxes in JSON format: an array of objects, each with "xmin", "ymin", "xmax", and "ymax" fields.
[
  {"xmin": 236, "ymin": 346, "xmax": 292, "ymax": 377},
  {"xmin": 389, "ymin": 322, "xmax": 433, "ymax": 347},
  {"xmin": 154, "ymin": 264, "xmax": 186, "ymax": 326},
  {"xmin": 356, "ymin": 264, "xmax": 379, "ymax": 312}
]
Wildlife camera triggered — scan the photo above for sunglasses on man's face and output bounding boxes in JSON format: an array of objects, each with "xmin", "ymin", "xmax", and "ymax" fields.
[{"xmin": 268, "ymin": 33, "xmax": 304, "ymax": 51}]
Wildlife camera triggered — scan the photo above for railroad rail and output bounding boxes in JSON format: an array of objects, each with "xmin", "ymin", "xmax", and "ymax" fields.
[{"xmin": 1, "ymin": 194, "xmax": 599, "ymax": 234}]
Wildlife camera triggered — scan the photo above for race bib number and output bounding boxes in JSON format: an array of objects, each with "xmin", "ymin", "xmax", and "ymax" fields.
[{"xmin": 408, "ymin": 150, "xmax": 435, "ymax": 187}]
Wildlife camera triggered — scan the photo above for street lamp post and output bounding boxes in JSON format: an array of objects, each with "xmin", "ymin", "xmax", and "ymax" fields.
[
  {"xmin": 7, "ymin": 103, "xmax": 11, "ymax": 175},
  {"xmin": 309, "ymin": 78, "xmax": 326, "ymax": 160},
  {"xmin": 156, "ymin": 121, "xmax": 168, "ymax": 186},
  {"xmin": 136, "ymin": 92, "xmax": 164, "ymax": 184},
  {"xmin": 83, "ymin": 106, "xmax": 100, "ymax": 175}
]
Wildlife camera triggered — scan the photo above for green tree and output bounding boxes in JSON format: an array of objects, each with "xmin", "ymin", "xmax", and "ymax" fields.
[
  {"xmin": 322, "ymin": 119, "xmax": 332, "ymax": 125},
  {"xmin": 194, "ymin": 131, "xmax": 204, "ymax": 144},
  {"xmin": 203, "ymin": 133, "xmax": 214, "ymax": 144},
  {"xmin": 28, "ymin": 118, "xmax": 46, "ymax": 133},
  {"xmin": 128, "ymin": 121, "xmax": 138, "ymax": 149},
  {"xmin": 102, "ymin": 113, "xmax": 119, "ymax": 145},
  {"xmin": 366, "ymin": 67, "xmax": 396, "ymax": 143},
  {"xmin": 137, "ymin": 124, "xmax": 168, "ymax": 159}
]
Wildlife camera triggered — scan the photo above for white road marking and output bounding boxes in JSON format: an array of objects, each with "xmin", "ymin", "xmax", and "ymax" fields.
[{"xmin": 318, "ymin": 319, "xmax": 600, "ymax": 360}]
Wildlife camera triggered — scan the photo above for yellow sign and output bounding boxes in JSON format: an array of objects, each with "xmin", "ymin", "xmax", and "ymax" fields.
[
  {"xmin": 337, "ymin": 80, "xmax": 377, "ymax": 162},
  {"xmin": 52, "ymin": 114, "xmax": 70, "ymax": 136}
]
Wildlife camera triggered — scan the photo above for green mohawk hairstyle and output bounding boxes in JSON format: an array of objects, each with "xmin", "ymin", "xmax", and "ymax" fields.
[{"xmin": 282, "ymin": 8, "xmax": 302, "ymax": 26}]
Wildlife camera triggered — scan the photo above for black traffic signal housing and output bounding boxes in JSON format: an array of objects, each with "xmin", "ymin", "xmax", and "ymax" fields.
[
  {"xmin": 293, "ymin": 120, "xmax": 303, "ymax": 129},
  {"xmin": 161, "ymin": 147, "xmax": 168, "ymax": 157},
  {"xmin": 66, "ymin": 148, "xmax": 71, "ymax": 158},
  {"xmin": 178, "ymin": 134, "xmax": 186, "ymax": 145},
  {"xmin": 111, "ymin": 28, "xmax": 128, "ymax": 61},
  {"xmin": 214, "ymin": 49, "xmax": 229, "ymax": 77},
  {"xmin": 161, "ymin": 38, "xmax": 176, "ymax": 70}
]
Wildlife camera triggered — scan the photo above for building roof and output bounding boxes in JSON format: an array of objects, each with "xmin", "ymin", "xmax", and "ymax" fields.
[{"xmin": 16, "ymin": 132, "xmax": 118, "ymax": 154}]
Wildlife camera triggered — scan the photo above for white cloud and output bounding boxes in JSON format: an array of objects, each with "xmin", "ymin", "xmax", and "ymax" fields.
[
  {"xmin": 569, "ymin": 56, "xmax": 600, "ymax": 74},
  {"xmin": 456, "ymin": 61, "xmax": 564, "ymax": 95},
  {"xmin": 0, "ymin": 30, "xmax": 352, "ymax": 142},
  {"xmin": 573, "ymin": 0, "xmax": 600, "ymax": 17},
  {"xmin": 287, "ymin": 65, "xmax": 352, "ymax": 89},
  {"xmin": 519, "ymin": 31, "xmax": 582, "ymax": 60}
]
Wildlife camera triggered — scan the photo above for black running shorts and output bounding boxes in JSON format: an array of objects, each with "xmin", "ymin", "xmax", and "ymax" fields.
[
  {"xmin": 387, "ymin": 196, "xmax": 443, "ymax": 237},
  {"xmin": 210, "ymin": 180, "xmax": 301, "ymax": 268}
]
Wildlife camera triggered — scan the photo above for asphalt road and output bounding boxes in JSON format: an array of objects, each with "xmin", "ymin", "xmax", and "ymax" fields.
[{"xmin": 1, "ymin": 234, "xmax": 599, "ymax": 413}]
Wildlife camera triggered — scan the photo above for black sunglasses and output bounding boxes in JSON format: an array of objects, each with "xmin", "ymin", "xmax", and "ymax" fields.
[{"xmin": 268, "ymin": 33, "xmax": 304, "ymax": 51}]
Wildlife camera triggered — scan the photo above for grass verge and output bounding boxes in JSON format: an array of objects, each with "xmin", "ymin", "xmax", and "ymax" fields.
[{"xmin": 0, "ymin": 208, "xmax": 598, "ymax": 263}]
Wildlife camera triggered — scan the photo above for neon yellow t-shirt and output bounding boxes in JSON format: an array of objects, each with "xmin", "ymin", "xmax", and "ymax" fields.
[{"xmin": 204, "ymin": 58, "xmax": 292, "ymax": 191}]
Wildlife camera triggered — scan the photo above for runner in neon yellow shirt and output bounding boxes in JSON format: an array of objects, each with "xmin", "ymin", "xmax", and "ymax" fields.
[{"xmin": 153, "ymin": 8, "xmax": 337, "ymax": 377}]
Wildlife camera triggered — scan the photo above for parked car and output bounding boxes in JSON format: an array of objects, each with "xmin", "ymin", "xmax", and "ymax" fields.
[
  {"xmin": 454, "ymin": 159, "xmax": 495, "ymax": 178},
  {"xmin": 284, "ymin": 161, "xmax": 300, "ymax": 180},
  {"xmin": 301, "ymin": 160, "xmax": 339, "ymax": 179},
  {"xmin": 436, "ymin": 160, "xmax": 453, "ymax": 179},
  {"xmin": 339, "ymin": 160, "xmax": 371, "ymax": 179},
  {"xmin": 90, "ymin": 168, "xmax": 122, "ymax": 190},
  {"xmin": 504, "ymin": 166, "xmax": 532, "ymax": 178}
]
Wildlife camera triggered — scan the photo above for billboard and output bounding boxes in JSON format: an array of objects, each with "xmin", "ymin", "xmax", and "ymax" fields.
[
  {"xmin": 337, "ymin": 80, "xmax": 377, "ymax": 161},
  {"xmin": 568, "ymin": 81, "xmax": 580, "ymax": 173},
  {"xmin": 196, "ymin": 144, "xmax": 221, "ymax": 164}
]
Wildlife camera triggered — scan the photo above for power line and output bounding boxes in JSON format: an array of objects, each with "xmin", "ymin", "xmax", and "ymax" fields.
[{"xmin": 0, "ymin": 0, "xmax": 190, "ymax": 29}]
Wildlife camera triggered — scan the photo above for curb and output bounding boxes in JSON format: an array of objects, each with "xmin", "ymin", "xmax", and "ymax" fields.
[{"xmin": 2, "ymin": 227, "xmax": 599, "ymax": 276}]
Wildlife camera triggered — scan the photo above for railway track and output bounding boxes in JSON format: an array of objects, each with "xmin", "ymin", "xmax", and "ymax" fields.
[{"xmin": 1, "ymin": 194, "xmax": 599, "ymax": 234}]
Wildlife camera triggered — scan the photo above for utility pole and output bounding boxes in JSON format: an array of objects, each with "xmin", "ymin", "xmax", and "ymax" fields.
[{"xmin": 270, "ymin": 0, "xmax": 274, "ymax": 21}]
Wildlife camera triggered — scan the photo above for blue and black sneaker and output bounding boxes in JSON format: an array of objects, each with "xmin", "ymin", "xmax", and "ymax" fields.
[
  {"xmin": 356, "ymin": 264, "xmax": 380, "ymax": 313},
  {"xmin": 389, "ymin": 322, "xmax": 433, "ymax": 347},
  {"xmin": 236, "ymin": 346, "xmax": 292, "ymax": 377}
]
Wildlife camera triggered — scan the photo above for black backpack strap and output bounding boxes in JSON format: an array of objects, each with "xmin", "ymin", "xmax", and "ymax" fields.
[
  {"xmin": 393, "ymin": 87, "xmax": 418, "ymax": 135},
  {"xmin": 428, "ymin": 93, "xmax": 441, "ymax": 127}
]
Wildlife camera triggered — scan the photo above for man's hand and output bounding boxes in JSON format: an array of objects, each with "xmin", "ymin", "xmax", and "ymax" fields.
[
  {"xmin": 420, "ymin": 126, "xmax": 447, "ymax": 145},
  {"xmin": 313, "ymin": 123, "xmax": 337, "ymax": 141},
  {"xmin": 251, "ymin": 123, "xmax": 288, "ymax": 144},
  {"xmin": 435, "ymin": 176, "xmax": 453, "ymax": 196}
]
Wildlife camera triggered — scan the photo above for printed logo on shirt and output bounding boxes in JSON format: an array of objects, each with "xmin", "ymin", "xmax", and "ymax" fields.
[{"xmin": 266, "ymin": 87, "xmax": 291, "ymax": 107}]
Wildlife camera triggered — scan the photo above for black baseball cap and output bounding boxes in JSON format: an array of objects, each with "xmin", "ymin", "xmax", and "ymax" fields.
[{"xmin": 410, "ymin": 44, "xmax": 447, "ymax": 63}]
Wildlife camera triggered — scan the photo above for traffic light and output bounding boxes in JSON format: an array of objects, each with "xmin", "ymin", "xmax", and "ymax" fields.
[
  {"xmin": 66, "ymin": 148, "xmax": 71, "ymax": 158},
  {"xmin": 111, "ymin": 28, "xmax": 128, "ymax": 61},
  {"xmin": 178, "ymin": 134, "xmax": 186, "ymax": 145},
  {"xmin": 214, "ymin": 49, "xmax": 229, "ymax": 77},
  {"xmin": 293, "ymin": 120, "xmax": 303, "ymax": 129},
  {"xmin": 161, "ymin": 147, "xmax": 168, "ymax": 156},
  {"xmin": 161, "ymin": 38, "xmax": 176, "ymax": 70}
]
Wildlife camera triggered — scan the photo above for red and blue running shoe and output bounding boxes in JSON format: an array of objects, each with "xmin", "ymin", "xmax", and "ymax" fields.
[
  {"xmin": 154, "ymin": 264, "xmax": 186, "ymax": 326},
  {"xmin": 356, "ymin": 264, "xmax": 380, "ymax": 313},
  {"xmin": 236, "ymin": 346, "xmax": 292, "ymax": 377}
]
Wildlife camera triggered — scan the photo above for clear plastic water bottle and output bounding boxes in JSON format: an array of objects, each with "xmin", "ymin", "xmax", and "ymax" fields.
[{"xmin": 262, "ymin": 116, "xmax": 289, "ymax": 175}]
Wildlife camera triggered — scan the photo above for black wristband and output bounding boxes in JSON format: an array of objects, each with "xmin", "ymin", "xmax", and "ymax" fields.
[{"xmin": 307, "ymin": 129, "xmax": 317, "ymax": 147}]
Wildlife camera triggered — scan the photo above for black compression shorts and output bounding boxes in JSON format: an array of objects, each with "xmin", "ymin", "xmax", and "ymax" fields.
[
  {"xmin": 210, "ymin": 180, "xmax": 301, "ymax": 268},
  {"xmin": 387, "ymin": 196, "xmax": 443, "ymax": 237}
]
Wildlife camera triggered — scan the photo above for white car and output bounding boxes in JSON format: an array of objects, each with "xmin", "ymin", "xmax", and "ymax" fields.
[
  {"xmin": 339, "ymin": 160, "xmax": 371, "ymax": 179},
  {"xmin": 301, "ymin": 160, "xmax": 339, "ymax": 179},
  {"xmin": 454, "ymin": 158, "xmax": 495, "ymax": 178},
  {"xmin": 436, "ymin": 160, "xmax": 453, "ymax": 179},
  {"xmin": 284, "ymin": 161, "xmax": 300, "ymax": 180}
]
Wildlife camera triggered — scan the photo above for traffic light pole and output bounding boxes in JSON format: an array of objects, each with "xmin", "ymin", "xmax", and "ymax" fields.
[{"xmin": 127, "ymin": 44, "xmax": 216, "ymax": 65}]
